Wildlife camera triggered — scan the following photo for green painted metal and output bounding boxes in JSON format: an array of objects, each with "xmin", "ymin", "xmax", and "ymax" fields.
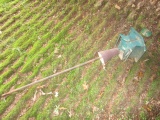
[{"xmin": 117, "ymin": 27, "xmax": 146, "ymax": 62}]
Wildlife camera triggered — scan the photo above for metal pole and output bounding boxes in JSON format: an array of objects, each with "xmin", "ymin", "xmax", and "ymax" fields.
[{"xmin": 1, "ymin": 57, "xmax": 99, "ymax": 97}]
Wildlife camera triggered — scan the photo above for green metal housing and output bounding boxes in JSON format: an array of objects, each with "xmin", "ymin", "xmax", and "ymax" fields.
[{"xmin": 117, "ymin": 27, "xmax": 146, "ymax": 62}]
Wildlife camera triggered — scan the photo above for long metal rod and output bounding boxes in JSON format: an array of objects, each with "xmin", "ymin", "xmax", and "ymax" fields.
[{"xmin": 1, "ymin": 57, "xmax": 100, "ymax": 97}]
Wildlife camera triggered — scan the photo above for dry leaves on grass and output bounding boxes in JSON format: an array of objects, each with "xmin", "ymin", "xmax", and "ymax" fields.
[
  {"xmin": 137, "ymin": 70, "xmax": 144, "ymax": 80},
  {"xmin": 52, "ymin": 106, "xmax": 74, "ymax": 117},
  {"xmin": 32, "ymin": 90, "xmax": 38, "ymax": 101},
  {"xmin": 137, "ymin": 1, "xmax": 145, "ymax": 10},
  {"xmin": 51, "ymin": 106, "xmax": 67, "ymax": 117},
  {"xmin": 94, "ymin": 0, "xmax": 104, "ymax": 7},
  {"xmin": 37, "ymin": 85, "xmax": 46, "ymax": 89},
  {"xmin": 143, "ymin": 104, "xmax": 152, "ymax": 112},
  {"xmin": 82, "ymin": 81, "xmax": 89, "ymax": 90},
  {"xmin": 150, "ymin": 0, "xmax": 158, "ymax": 5},
  {"xmin": 40, "ymin": 89, "xmax": 53, "ymax": 95},
  {"xmin": 59, "ymin": 107, "xmax": 67, "ymax": 110},
  {"xmin": 54, "ymin": 48, "xmax": 59, "ymax": 54},
  {"xmin": 68, "ymin": 108, "xmax": 74, "ymax": 118},
  {"xmin": 115, "ymin": 4, "xmax": 121, "ymax": 10},
  {"xmin": 149, "ymin": 74, "xmax": 157, "ymax": 82},
  {"xmin": 32, "ymin": 85, "xmax": 53, "ymax": 101},
  {"xmin": 57, "ymin": 55, "xmax": 62, "ymax": 58},
  {"xmin": 54, "ymin": 91, "xmax": 59, "ymax": 97},
  {"xmin": 28, "ymin": 117, "xmax": 36, "ymax": 120},
  {"xmin": 53, "ymin": 105, "xmax": 60, "ymax": 116},
  {"xmin": 97, "ymin": 87, "xmax": 105, "ymax": 99},
  {"xmin": 92, "ymin": 106, "xmax": 99, "ymax": 113},
  {"xmin": 143, "ymin": 99, "xmax": 160, "ymax": 115}
]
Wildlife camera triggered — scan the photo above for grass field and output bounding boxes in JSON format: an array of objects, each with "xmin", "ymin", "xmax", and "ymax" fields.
[{"xmin": 0, "ymin": 0, "xmax": 160, "ymax": 119}]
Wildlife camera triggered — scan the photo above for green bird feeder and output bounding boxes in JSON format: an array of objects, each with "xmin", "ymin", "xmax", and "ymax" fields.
[
  {"xmin": 98, "ymin": 27, "xmax": 147, "ymax": 69},
  {"xmin": 116, "ymin": 27, "xmax": 147, "ymax": 62}
]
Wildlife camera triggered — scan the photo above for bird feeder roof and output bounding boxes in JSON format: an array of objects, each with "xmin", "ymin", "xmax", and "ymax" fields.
[{"xmin": 118, "ymin": 27, "xmax": 146, "ymax": 51}]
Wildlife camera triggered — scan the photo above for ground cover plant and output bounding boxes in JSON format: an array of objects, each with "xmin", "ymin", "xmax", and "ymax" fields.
[{"xmin": 0, "ymin": 0, "xmax": 160, "ymax": 119}]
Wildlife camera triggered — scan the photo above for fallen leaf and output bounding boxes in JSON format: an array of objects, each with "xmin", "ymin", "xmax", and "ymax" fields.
[
  {"xmin": 133, "ymin": 76, "xmax": 139, "ymax": 83},
  {"xmin": 53, "ymin": 69, "xmax": 57, "ymax": 73},
  {"xmin": 149, "ymin": 74, "xmax": 157, "ymax": 82},
  {"xmin": 68, "ymin": 109, "xmax": 74, "ymax": 118},
  {"xmin": 137, "ymin": 1, "xmax": 145, "ymax": 10},
  {"xmin": 12, "ymin": 48, "xmax": 22, "ymax": 55},
  {"xmin": 54, "ymin": 48, "xmax": 59, "ymax": 54},
  {"xmin": 150, "ymin": 0, "xmax": 157, "ymax": 5},
  {"xmin": 82, "ymin": 82, "xmax": 89, "ymax": 90},
  {"xmin": 156, "ymin": 8, "xmax": 160, "ymax": 12},
  {"xmin": 55, "ymin": 91, "xmax": 59, "ymax": 97},
  {"xmin": 39, "ymin": 89, "xmax": 53, "ymax": 95},
  {"xmin": 94, "ymin": 0, "xmax": 104, "ymax": 7},
  {"xmin": 32, "ymin": 90, "xmax": 38, "ymax": 101},
  {"xmin": 37, "ymin": 85, "xmax": 46, "ymax": 89},
  {"xmin": 98, "ymin": 91, "xmax": 104, "ymax": 98},
  {"xmin": 46, "ymin": 92, "xmax": 53, "ymax": 95},
  {"xmin": 59, "ymin": 107, "xmax": 67, "ymax": 110},
  {"xmin": 28, "ymin": 117, "xmax": 36, "ymax": 120},
  {"xmin": 53, "ymin": 105, "xmax": 60, "ymax": 116},
  {"xmin": 144, "ymin": 59, "xmax": 149, "ymax": 62},
  {"xmin": 137, "ymin": 71, "xmax": 144, "ymax": 79},
  {"xmin": 115, "ymin": 4, "xmax": 121, "ymax": 10},
  {"xmin": 127, "ymin": 0, "xmax": 135, "ymax": 6},
  {"xmin": 146, "ymin": 101, "xmax": 149, "ymax": 104},
  {"xmin": 57, "ymin": 55, "xmax": 62, "ymax": 58},
  {"xmin": 92, "ymin": 106, "xmax": 99, "ymax": 113},
  {"xmin": 40, "ymin": 89, "xmax": 46, "ymax": 95},
  {"xmin": 132, "ymin": 4, "xmax": 136, "ymax": 7},
  {"xmin": 97, "ymin": 87, "xmax": 105, "ymax": 99},
  {"xmin": 38, "ymin": 36, "xmax": 41, "ymax": 40},
  {"xmin": 2, "ymin": 98, "xmax": 6, "ymax": 102},
  {"xmin": 143, "ymin": 104, "xmax": 152, "ymax": 112}
]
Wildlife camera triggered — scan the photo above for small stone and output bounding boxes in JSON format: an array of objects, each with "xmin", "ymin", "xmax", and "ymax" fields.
[
  {"xmin": 115, "ymin": 4, "xmax": 121, "ymax": 10},
  {"xmin": 0, "ymin": 31, "xmax": 2, "ymax": 34}
]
